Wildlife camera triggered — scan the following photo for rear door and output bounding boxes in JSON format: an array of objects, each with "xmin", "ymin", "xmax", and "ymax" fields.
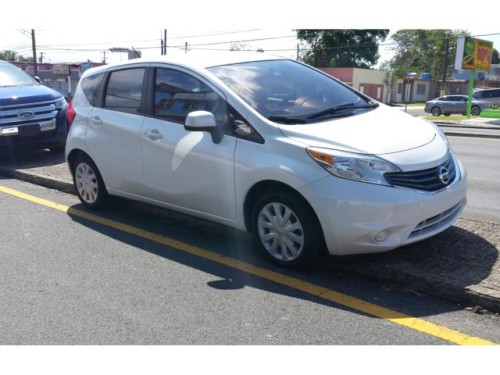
[{"xmin": 85, "ymin": 66, "xmax": 147, "ymax": 192}]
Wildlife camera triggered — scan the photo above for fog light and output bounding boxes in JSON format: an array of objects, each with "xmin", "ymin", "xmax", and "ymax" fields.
[
  {"xmin": 40, "ymin": 120, "xmax": 56, "ymax": 131},
  {"xmin": 375, "ymin": 230, "xmax": 390, "ymax": 243}
]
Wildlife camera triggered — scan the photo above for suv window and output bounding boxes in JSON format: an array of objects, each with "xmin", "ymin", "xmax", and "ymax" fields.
[
  {"xmin": 81, "ymin": 73, "xmax": 104, "ymax": 106},
  {"xmin": 104, "ymin": 68, "xmax": 145, "ymax": 113},
  {"xmin": 153, "ymin": 68, "xmax": 224, "ymax": 124},
  {"xmin": 474, "ymin": 89, "xmax": 500, "ymax": 100}
]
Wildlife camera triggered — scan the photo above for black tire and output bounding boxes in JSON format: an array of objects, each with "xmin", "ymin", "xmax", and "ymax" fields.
[
  {"xmin": 251, "ymin": 189, "xmax": 323, "ymax": 268},
  {"xmin": 71, "ymin": 154, "xmax": 108, "ymax": 209},
  {"xmin": 431, "ymin": 107, "xmax": 441, "ymax": 116},
  {"xmin": 471, "ymin": 105, "xmax": 481, "ymax": 116}
]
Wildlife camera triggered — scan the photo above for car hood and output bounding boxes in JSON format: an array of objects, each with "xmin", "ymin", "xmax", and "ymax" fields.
[
  {"xmin": 0, "ymin": 84, "xmax": 61, "ymax": 106},
  {"xmin": 278, "ymin": 104, "xmax": 437, "ymax": 155}
]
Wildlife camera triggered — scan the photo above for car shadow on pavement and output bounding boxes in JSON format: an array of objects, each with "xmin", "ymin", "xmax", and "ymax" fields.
[{"xmin": 65, "ymin": 197, "xmax": 500, "ymax": 321}]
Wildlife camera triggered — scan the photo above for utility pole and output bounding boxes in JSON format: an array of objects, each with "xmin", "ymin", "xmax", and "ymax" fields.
[
  {"xmin": 102, "ymin": 50, "xmax": 107, "ymax": 64},
  {"xmin": 39, "ymin": 52, "xmax": 44, "ymax": 63},
  {"xmin": 161, "ymin": 29, "xmax": 167, "ymax": 55},
  {"xmin": 185, "ymin": 42, "xmax": 188, "ymax": 53},
  {"xmin": 31, "ymin": 29, "xmax": 38, "ymax": 76},
  {"xmin": 164, "ymin": 29, "xmax": 167, "ymax": 55},
  {"xmin": 441, "ymin": 36, "xmax": 450, "ymax": 95}
]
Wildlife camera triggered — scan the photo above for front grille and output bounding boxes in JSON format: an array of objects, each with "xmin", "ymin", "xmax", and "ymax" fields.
[
  {"xmin": 385, "ymin": 154, "xmax": 456, "ymax": 192},
  {"xmin": 0, "ymin": 100, "xmax": 58, "ymax": 128}
]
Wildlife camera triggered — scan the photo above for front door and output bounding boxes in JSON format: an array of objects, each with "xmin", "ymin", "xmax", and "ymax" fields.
[{"xmin": 140, "ymin": 67, "xmax": 237, "ymax": 220}]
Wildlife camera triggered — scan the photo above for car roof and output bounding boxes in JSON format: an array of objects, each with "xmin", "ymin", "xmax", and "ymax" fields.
[{"xmin": 82, "ymin": 51, "xmax": 287, "ymax": 77}]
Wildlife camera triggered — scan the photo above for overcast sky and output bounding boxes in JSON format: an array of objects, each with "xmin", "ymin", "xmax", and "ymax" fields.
[{"xmin": 2, "ymin": 0, "xmax": 499, "ymax": 66}]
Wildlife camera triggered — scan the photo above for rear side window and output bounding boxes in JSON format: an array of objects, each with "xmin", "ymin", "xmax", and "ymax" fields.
[
  {"xmin": 81, "ymin": 73, "xmax": 104, "ymax": 106},
  {"xmin": 153, "ymin": 68, "xmax": 224, "ymax": 124},
  {"xmin": 104, "ymin": 68, "xmax": 145, "ymax": 114}
]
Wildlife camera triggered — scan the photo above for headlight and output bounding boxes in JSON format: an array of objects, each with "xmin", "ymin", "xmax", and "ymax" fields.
[
  {"xmin": 306, "ymin": 147, "xmax": 400, "ymax": 186},
  {"xmin": 54, "ymin": 97, "xmax": 68, "ymax": 110}
]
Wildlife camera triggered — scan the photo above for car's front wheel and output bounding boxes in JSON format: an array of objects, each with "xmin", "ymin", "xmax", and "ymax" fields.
[
  {"xmin": 471, "ymin": 105, "xmax": 481, "ymax": 116},
  {"xmin": 431, "ymin": 107, "xmax": 441, "ymax": 116},
  {"xmin": 252, "ymin": 190, "xmax": 323, "ymax": 268},
  {"xmin": 72, "ymin": 154, "xmax": 108, "ymax": 209}
]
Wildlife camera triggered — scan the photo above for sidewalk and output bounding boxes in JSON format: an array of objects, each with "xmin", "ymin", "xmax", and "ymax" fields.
[{"xmin": 1, "ymin": 120, "xmax": 500, "ymax": 314}]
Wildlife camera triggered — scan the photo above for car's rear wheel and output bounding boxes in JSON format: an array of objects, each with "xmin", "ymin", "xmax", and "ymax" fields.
[
  {"xmin": 471, "ymin": 105, "xmax": 481, "ymax": 116},
  {"xmin": 431, "ymin": 107, "xmax": 441, "ymax": 116},
  {"xmin": 72, "ymin": 154, "xmax": 108, "ymax": 209},
  {"xmin": 252, "ymin": 190, "xmax": 323, "ymax": 268}
]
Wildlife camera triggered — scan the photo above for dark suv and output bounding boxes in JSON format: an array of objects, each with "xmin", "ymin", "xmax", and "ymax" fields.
[{"xmin": 0, "ymin": 60, "xmax": 68, "ymax": 152}]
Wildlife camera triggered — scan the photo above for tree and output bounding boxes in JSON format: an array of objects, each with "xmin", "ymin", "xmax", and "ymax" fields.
[
  {"xmin": 296, "ymin": 29, "xmax": 389, "ymax": 68},
  {"xmin": 0, "ymin": 50, "xmax": 32, "ymax": 62},
  {"xmin": 384, "ymin": 29, "xmax": 470, "ymax": 80},
  {"xmin": 493, "ymin": 48, "xmax": 500, "ymax": 65}
]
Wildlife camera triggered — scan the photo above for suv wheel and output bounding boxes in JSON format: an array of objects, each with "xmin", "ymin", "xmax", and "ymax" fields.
[
  {"xmin": 252, "ymin": 190, "xmax": 323, "ymax": 268},
  {"xmin": 72, "ymin": 155, "xmax": 108, "ymax": 209},
  {"xmin": 431, "ymin": 107, "xmax": 441, "ymax": 116}
]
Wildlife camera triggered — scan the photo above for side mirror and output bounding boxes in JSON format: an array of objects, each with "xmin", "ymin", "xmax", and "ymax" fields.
[
  {"xmin": 34, "ymin": 76, "xmax": 42, "ymax": 84},
  {"xmin": 184, "ymin": 111, "xmax": 223, "ymax": 144}
]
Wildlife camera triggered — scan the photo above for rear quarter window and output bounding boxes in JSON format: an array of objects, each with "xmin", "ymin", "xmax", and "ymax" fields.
[{"xmin": 81, "ymin": 73, "xmax": 104, "ymax": 106}]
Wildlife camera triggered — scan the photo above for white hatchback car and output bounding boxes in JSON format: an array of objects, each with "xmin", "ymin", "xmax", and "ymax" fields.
[{"xmin": 66, "ymin": 52, "xmax": 467, "ymax": 268}]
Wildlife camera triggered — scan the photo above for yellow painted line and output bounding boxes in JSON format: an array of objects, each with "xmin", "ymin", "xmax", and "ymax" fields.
[{"xmin": 1, "ymin": 184, "xmax": 497, "ymax": 345}]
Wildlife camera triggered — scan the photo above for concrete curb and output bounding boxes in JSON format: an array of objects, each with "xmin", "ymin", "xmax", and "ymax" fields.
[{"xmin": 0, "ymin": 164, "xmax": 75, "ymax": 195}]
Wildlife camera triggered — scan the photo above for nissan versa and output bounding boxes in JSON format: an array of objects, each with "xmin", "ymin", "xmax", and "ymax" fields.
[{"xmin": 65, "ymin": 52, "xmax": 467, "ymax": 268}]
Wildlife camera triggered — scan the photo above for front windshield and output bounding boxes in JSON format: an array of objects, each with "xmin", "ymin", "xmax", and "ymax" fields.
[
  {"xmin": 208, "ymin": 59, "xmax": 373, "ymax": 123},
  {"xmin": 0, "ymin": 62, "xmax": 37, "ymax": 87}
]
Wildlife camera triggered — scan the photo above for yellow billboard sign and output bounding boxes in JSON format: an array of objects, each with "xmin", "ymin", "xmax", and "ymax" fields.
[{"xmin": 455, "ymin": 37, "xmax": 493, "ymax": 72}]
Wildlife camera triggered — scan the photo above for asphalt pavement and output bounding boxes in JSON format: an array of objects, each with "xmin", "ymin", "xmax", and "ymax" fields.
[{"xmin": 1, "ymin": 116, "xmax": 500, "ymax": 314}]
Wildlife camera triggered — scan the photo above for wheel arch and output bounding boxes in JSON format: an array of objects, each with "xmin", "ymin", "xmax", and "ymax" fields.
[
  {"xmin": 67, "ymin": 148, "xmax": 89, "ymax": 173},
  {"xmin": 243, "ymin": 180, "xmax": 324, "ymax": 238}
]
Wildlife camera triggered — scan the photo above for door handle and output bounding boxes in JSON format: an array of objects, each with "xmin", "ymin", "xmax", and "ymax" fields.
[
  {"xmin": 144, "ymin": 129, "xmax": 163, "ymax": 141},
  {"xmin": 90, "ymin": 115, "xmax": 102, "ymax": 125}
]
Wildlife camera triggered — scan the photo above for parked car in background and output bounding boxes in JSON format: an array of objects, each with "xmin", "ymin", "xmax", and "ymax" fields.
[
  {"xmin": 66, "ymin": 52, "xmax": 467, "ymax": 268},
  {"xmin": 424, "ymin": 94, "xmax": 492, "ymax": 116},
  {"xmin": 473, "ymin": 88, "xmax": 500, "ymax": 108},
  {"xmin": 0, "ymin": 60, "xmax": 68, "ymax": 152}
]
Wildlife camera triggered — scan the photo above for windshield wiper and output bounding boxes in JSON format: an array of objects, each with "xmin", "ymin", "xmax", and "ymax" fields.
[
  {"xmin": 306, "ymin": 101, "xmax": 378, "ymax": 120},
  {"xmin": 268, "ymin": 116, "xmax": 308, "ymax": 124}
]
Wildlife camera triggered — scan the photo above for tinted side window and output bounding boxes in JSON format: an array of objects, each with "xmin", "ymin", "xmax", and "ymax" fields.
[
  {"xmin": 81, "ymin": 73, "xmax": 104, "ymax": 106},
  {"xmin": 104, "ymin": 68, "xmax": 145, "ymax": 113},
  {"xmin": 154, "ymin": 68, "xmax": 224, "ymax": 124}
]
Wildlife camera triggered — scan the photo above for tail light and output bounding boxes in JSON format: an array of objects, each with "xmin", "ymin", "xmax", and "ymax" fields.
[{"xmin": 67, "ymin": 100, "xmax": 76, "ymax": 127}]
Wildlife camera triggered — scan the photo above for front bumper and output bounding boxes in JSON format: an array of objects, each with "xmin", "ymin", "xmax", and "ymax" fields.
[{"xmin": 298, "ymin": 156, "xmax": 467, "ymax": 256}]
